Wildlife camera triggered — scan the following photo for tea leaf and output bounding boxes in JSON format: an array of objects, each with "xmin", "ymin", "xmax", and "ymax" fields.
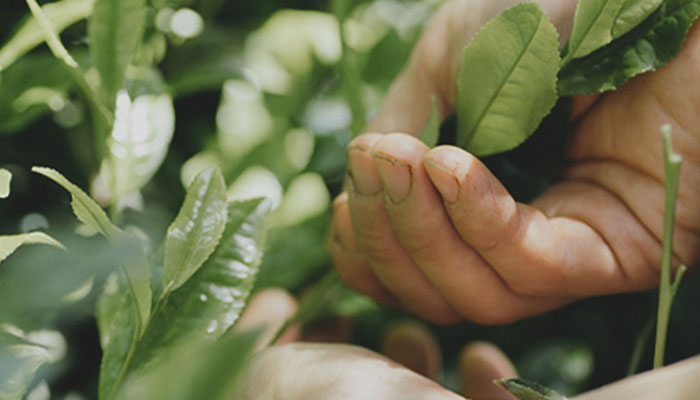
[
  {"xmin": 133, "ymin": 199, "xmax": 269, "ymax": 367},
  {"xmin": 558, "ymin": 0, "xmax": 700, "ymax": 95},
  {"xmin": 32, "ymin": 166, "xmax": 122, "ymax": 239},
  {"xmin": 89, "ymin": 0, "xmax": 146, "ymax": 106},
  {"xmin": 419, "ymin": 96, "xmax": 440, "ymax": 147},
  {"xmin": 163, "ymin": 167, "xmax": 228, "ymax": 292},
  {"xmin": 457, "ymin": 3, "xmax": 560, "ymax": 156},
  {"xmin": 0, "ymin": 169, "xmax": 10, "ymax": 199},
  {"xmin": 0, "ymin": 0, "xmax": 94, "ymax": 70},
  {"xmin": 0, "ymin": 232, "xmax": 64, "ymax": 264},
  {"xmin": 612, "ymin": 0, "xmax": 663, "ymax": 38},
  {"xmin": 562, "ymin": 0, "xmax": 626, "ymax": 65},
  {"xmin": 495, "ymin": 378, "xmax": 567, "ymax": 400}
]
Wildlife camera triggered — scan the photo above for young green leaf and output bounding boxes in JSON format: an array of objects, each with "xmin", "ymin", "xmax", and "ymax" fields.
[
  {"xmin": 495, "ymin": 378, "xmax": 567, "ymax": 400},
  {"xmin": 32, "ymin": 166, "xmax": 123, "ymax": 239},
  {"xmin": 89, "ymin": 0, "xmax": 146, "ymax": 106},
  {"xmin": 0, "ymin": 232, "xmax": 64, "ymax": 264},
  {"xmin": 419, "ymin": 96, "xmax": 440, "ymax": 147},
  {"xmin": 562, "ymin": 0, "xmax": 626, "ymax": 65},
  {"xmin": 559, "ymin": 0, "xmax": 700, "ymax": 95},
  {"xmin": 0, "ymin": 169, "xmax": 10, "ymax": 198},
  {"xmin": 162, "ymin": 166, "xmax": 228, "ymax": 292},
  {"xmin": 24, "ymin": 0, "xmax": 80, "ymax": 68},
  {"xmin": 457, "ymin": 3, "xmax": 560, "ymax": 156},
  {"xmin": 612, "ymin": 0, "xmax": 663, "ymax": 38},
  {"xmin": 132, "ymin": 199, "xmax": 269, "ymax": 368},
  {"xmin": 97, "ymin": 272, "xmax": 140, "ymax": 400}
]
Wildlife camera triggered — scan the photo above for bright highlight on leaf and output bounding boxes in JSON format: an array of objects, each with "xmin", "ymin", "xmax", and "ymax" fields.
[
  {"xmin": 0, "ymin": 168, "xmax": 11, "ymax": 199},
  {"xmin": 457, "ymin": 3, "xmax": 560, "ymax": 157},
  {"xmin": 163, "ymin": 166, "xmax": 228, "ymax": 292},
  {"xmin": 562, "ymin": 0, "xmax": 626, "ymax": 65},
  {"xmin": 0, "ymin": 232, "xmax": 65, "ymax": 263},
  {"xmin": 419, "ymin": 96, "xmax": 440, "ymax": 147}
]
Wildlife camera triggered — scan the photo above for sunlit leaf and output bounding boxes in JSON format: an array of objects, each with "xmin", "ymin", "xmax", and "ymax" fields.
[
  {"xmin": 457, "ymin": 3, "xmax": 560, "ymax": 156},
  {"xmin": 0, "ymin": 169, "xmax": 10, "ymax": 199},
  {"xmin": 558, "ymin": 0, "xmax": 700, "ymax": 95},
  {"xmin": 419, "ymin": 96, "xmax": 440, "ymax": 147},
  {"xmin": 0, "ymin": 0, "xmax": 94, "ymax": 70},
  {"xmin": 562, "ymin": 0, "xmax": 626, "ymax": 65},
  {"xmin": 32, "ymin": 167, "xmax": 122, "ymax": 239},
  {"xmin": 133, "ymin": 199, "xmax": 268, "ymax": 367},
  {"xmin": 495, "ymin": 378, "xmax": 567, "ymax": 400},
  {"xmin": 89, "ymin": 0, "xmax": 146, "ymax": 105},
  {"xmin": 163, "ymin": 167, "xmax": 228, "ymax": 292},
  {"xmin": 0, "ymin": 232, "xmax": 64, "ymax": 264},
  {"xmin": 612, "ymin": 0, "xmax": 664, "ymax": 38}
]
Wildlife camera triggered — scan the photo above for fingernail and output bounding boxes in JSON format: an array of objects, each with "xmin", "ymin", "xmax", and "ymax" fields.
[
  {"xmin": 347, "ymin": 146, "xmax": 382, "ymax": 195},
  {"xmin": 373, "ymin": 153, "xmax": 412, "ymax": 204},
  {"xmin": 424, "ymin": 158, "xmax": 460, "ymax": 204}
]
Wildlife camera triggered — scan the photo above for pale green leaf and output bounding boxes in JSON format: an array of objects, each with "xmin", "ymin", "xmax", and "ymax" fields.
[
  {"xmin": 495, "ymin": 378, "xmax": 567, "ymax": 400},
  {"xmin": 89, "ymin": 0, "xmax": 146, "ymax": 105},
  {"xmin": 562, "ymin": 0, "xmax": 626, "ymax": 65},
  {"xmin": 97, "ymin": 272, "xmax": 139, "ymax": 400},
  {"xmin": 0, "ymin": 169, "xmax": 10, "ymax": 199},
  {"xmin": 132, "ymin": 199, "xmax": 269, "ymax": 368},
  {"xmin": 419, "ymin": 96, "xmax": 440, "ymax": 147},
  {"xmin": 0, "ymin": 0, "xmax": 94, "ymax": 70},
  {"xmin": 163, "ymin": 167, "xmax": 228, "ymax": 292},
  {"xmin": 457, "ymin": 3, "xmax": 560, "ymax": 156},
  {"xmin": 0, "ymin": 232, "xmax": 64, "ymax": 264},
  {"xmin": 32, "ymin": 167, "xmax": 122, "ymax": 239},
  {"xmin": 612, "ymin": 0, "xmax": 664, "ymax": 38},
  {"xmin": 558, "ymin": 0, "xmax": 700, "ymax": 95}
]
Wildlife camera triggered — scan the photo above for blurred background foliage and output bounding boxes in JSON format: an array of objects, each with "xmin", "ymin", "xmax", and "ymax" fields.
[{"xmin": 0, "ymin": 0, "xmax": 699, "ymax": 399}]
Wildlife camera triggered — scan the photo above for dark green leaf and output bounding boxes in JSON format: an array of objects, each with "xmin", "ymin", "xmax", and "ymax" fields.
[
  {"xmin": 419, "ymin": 96, "xmax": 440, "ymax": 147},
  {"xmin": 88, "ymin": 0, "xmax": 146, "ymax": 106},
  {"xmin": 163, "ymin": 166, "xmax": 228, "ymax": 292},
  {"xmin": 495, "ymin": 378, "xmax": 567, "ymax": 400},
  {"xmin": 133, "ymin": 199, "xmax": 269, "ymax": 367},
  {"xmin": 562, "ymin": 0, "xmax": 626, "ymax": 65},
  {"xmin": 558, "ymin": 0, "xmax": 700, "ymax": 95},
  {"xmin": 457, "ymin": 3, "xmax": 560, "ymax": 156},
  {"xmin": 612, "ymin": 0, "xmax": 664, "ymax": 38}
]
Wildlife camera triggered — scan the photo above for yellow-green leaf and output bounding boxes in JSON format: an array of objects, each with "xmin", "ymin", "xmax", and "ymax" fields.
[
  {"xmin": 0, "ymin": 169, "xmax": 11, "ymax": 199},
  {"xmin": 0, "ymin": 232, "xmax": 65, "ymax": 264},
  {"xmin": 419, "ymin": 96, "xmax": 440, "ymax": 147},
  {"xmin": 562, "ymin": 0, "xmax": 626, "ymax": 65}
]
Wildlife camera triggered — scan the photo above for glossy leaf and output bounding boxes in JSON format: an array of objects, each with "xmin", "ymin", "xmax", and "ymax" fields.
[
  {"xmin": 133, "ymin": 199, "xmax": 269, "ymax": 367},
  {"xmin": 0, "ymin": 169, "xmax": 10, "ymax": 198},
  {"xmin": 457, "ymin": 3, "xmax": 560, "ymax": 156},
  {"xmin": 419, "ymin": 96, "xmax": 440, "ymax": 147},
  {"xmin": 0, "ymin": 232, "xmax": 64, "ymax": 264},
  {"xmin": 97, "ymin": 272, "xmax": 139, "ymax": 400},
  {"xmin": 495, "ymin": 378, "xmax": 567, "ymax": 400},
  {"xmin": 89, "ymin": 0, "xmax": 146, "ymax": 105},
  {"xmin": 32, "ymin": 166, "xmax": 122, "ymax": 239},
  {"xmin": 612, "ymin": 0, "xmax": 664, "ymax": 38},
  {"xmin": 162, "ymin": 167, "xmax": 228, "ymax": 292},
  {"xmin": 0, "ymin": 0, "xmax": 94, "ymax": 70},
  {"xmin": 562, "ymin": 0, "xmax": 626, "ymax": 65},
  {"xmin": 558, "ymin": 0, "xmax": 700, "ymax": 95}
]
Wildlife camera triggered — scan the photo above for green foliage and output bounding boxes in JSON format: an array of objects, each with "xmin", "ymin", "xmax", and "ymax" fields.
[
  {"xmin": 457, "ymin": 3, "xmax": 560, "ymax": 156},
  {"xmin": 612, "ymin": 0, "xmax": 664, "ymax": 38},
  {"xmin": 0, "ymin": 169, "xmax": 10, "ymax": 199},
  {"xmin": 0, "ymin": 232, "xmax": 64, "ymax": 263},
  {"xmin": 419, "ymin": 96, "xmax": 440, "ymax": 147},
  {"xmin": 495, "ymin": 378, "xmax": 567, "ymax": 400},
  {"xmin": 89, "ymin": 0, "xmax": 146, "ymax": 106},
  {"xmin": 559, "ymin": 0, "xmax": 700, "ymax": 95},
  {"xmin": 562, "ymin": 0, "xmax": 626, "ymax": 65}
]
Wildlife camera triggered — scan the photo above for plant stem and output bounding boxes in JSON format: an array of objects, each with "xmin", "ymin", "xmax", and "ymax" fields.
[
  {"xmin": 653, "ymin": 125, "xmax": 684, "ymax": 369},
  {"xmin": 24, "ymin": 0, "xmax": 79, "ymax": 68},
  {"xmin": 627, "ymin": 314, "xmax": 653, "ymax": 376}
]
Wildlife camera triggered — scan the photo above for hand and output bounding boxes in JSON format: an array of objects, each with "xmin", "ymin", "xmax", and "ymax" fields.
[{"xmin": 329, "ymin": 0, "xmax": 700, "ymax": 325}]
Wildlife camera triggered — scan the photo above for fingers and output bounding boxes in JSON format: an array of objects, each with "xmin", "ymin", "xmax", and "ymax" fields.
[
  {"xmin": 459, "ymin": 342, "xmax": 518, "ymax": 400},
  {"xmin": 372, "ymin": 133, "xmax": 565, "ymax": 323},
  {"xmin": 424, "ymin": 145, "xmax": 629, "ymax": 298},
  {"xmin": 344, "ymin": 133, "xmax": 462, "ymax": 324},
  {"xmin": 239, "ymin": 343, "xmax": 466, "ymax": 400},
  {"xmin": 233, "ymin": 289, "xmax": 301, "ymax": 351},
  {"xmin": 381, "ymin": 320, "xmax": 442, "ymax": 380}
]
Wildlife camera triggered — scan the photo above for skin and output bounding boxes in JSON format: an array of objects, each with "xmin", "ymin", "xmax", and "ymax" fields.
[{"xmin": 329, "ymin": 0, "xmax": 700, "ymax": 325}]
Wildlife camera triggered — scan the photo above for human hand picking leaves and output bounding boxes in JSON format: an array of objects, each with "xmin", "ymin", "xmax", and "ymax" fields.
[{"xmin": 329, "ymin": 0, "xmax": 700, "ymax": 325}]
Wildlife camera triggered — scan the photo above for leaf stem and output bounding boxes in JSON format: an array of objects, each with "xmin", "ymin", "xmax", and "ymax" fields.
[
  {"xmin": 24, "ymin": 0, "xmax": 79, "ymax": 68},
  {"xmin": 653, "ymin": 125, "xmax": 684, "ymax": 369}
]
